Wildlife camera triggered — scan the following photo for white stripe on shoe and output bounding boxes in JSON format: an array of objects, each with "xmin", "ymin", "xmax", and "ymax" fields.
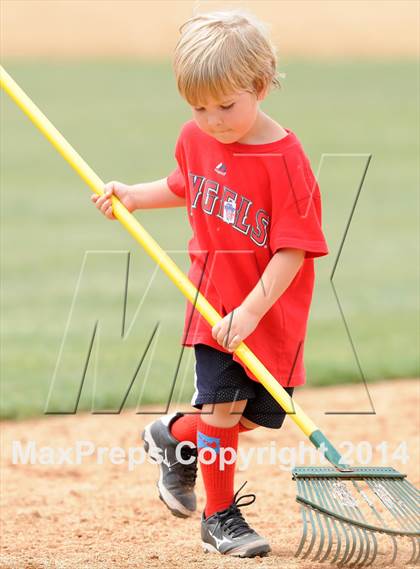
[{"xmin": 142, "ymin": 422, "xmax": 194, "ymax": 518}]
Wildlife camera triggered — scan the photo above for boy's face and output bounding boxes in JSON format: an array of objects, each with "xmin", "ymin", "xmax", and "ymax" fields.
[{"xmin": 191, "ymin": 90, "xmax": 264, "ymax": 144}]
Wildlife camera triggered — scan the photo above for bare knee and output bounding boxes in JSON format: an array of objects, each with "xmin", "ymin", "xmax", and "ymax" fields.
[{"xmin": 201, "ymin": 400, "xmax": 247, "ymax": 428}]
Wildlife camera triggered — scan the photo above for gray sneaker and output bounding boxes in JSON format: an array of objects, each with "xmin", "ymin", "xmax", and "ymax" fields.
[
  {"xmin": 201, "ymin": 483, "xmax": 271, "ymax": 558},
  {"xmin": 142, "ymin": 412, "xmax": 197, "ymax": 518}
]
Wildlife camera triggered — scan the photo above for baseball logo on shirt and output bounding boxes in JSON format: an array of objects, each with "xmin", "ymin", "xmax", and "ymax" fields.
[{"xmin": 223, "ymin": 198, "xmax": 236, "ymax": 224}]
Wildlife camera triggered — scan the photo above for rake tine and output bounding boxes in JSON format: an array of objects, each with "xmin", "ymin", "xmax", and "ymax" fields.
[
  {"xmin": 348, "ymin": 481, "xmax": 377, "ymax": 567},
  {"xmin": 387, "ymin": 536, "xmax": 399, "ymax": 566},
  {"xmin": 359, "ymin": 534, "xmax": 378, "ymax": 569},
  {"xmin": 350, "ymin": 527, "xmax": 370, "ymax": 568},
  {"xmin": 353, "ymin": 480, "xmax": 384, "ymax": 567},
  {"xmin": 354, "ymin": 528, "xmax": 375, "ymax": 568},
  {"xmin": 406, "ymin": 535, "xmax": 418, "ymax": 564},
  {"xmin": 398, "ymin": 478, "xmax": 420, "ymax": 502},
  {"xmin": 367, "ymin": 530, "xmax": 380, "ymax": 568},
  {"xmin": 413, "ymin": 539, "xmax": 420, "ymax": 566},
  {"xmin": 357, "ymin": 531, "xmax": 375, "ymax": 568},
  {"xmin": 348, "ymin": 529, "xmax": 371, "ymax": 569},
  {"xmin": 366, "ymin": 480, "xmax": 406, "ymax": 563},
  {"xmin": 338, "ymin": 522, "xmax": 354, "ymax": 566},
  {"xmin": 329, "ymin": 478, "xmax": 372, "ymax": 567},
  {"xmin": 325, "ymin": 479, "xmax": 356, "ymax": 567},
  {"xmin": 386, "ymin": 480, "xmax": 419, "ymax": 531},
  {"xmin": 395, "ymin": 478, "xmax": 420, "ymax": 562},
  {"xmin": 305, "ymin": 478, "xmax": 327, "ymax": 561},
  {"xmin": 332, "ymin": 485, "xmax": 365, "ymax": 567},
  {"xmin": 345, "ymin": 485, "xmax": 370, "ymax": 568},
  {"xmin": 300, "ymin": 479, "xmax": 323, "ymax": 559},
  {"xmin": 350, "ymin": 481, "xmax": 389, "ymax": 567},
  {"xmin": 368, "ymin": 482, "xmax": 406, "ymax": 566},
  {"xmin": 375, "ymin": 480, "xmax": 418, "ymax": 529},
  {"xmin": 295, "ymin": 479, "xmax": 319, "ymax": 559},
  {"xmin": 351, "ymin": 524, "xmax": 370, "ymax": 567},
  {"xmin": 312, "ymin": 479, "xmax": 336, "ymax": 562},
  {"xmin": 326, "ymin": 488, "xmax": 353, "ymax": 565},
  {"xmin": 295, "ymin": 503, "xmax": 310, "ymax": 557},
  {"xmin": 366, "ymin": 496, "xmax": 397, "ymax": 565},
  {"xmin": 318, "ymin": 478, "xmax": 344, "ymax": 564},
  {"xmin": 381, "ymin": 480, "xmax": 420, "ymax": 564},
  {"xmin": 393, "ymin": 480, "xmax": 420, "ymax": 523},
  {"xmin": 351, "ymin": 527, "xmax": 367, "ymax": 568},
  {"xmin": 323, "ymin": 478, "xmax": 356, "ymax": 566},
  {"xmin": 386, "ymin": 496, "xmax": 419, "ymax": 563},
  {"xmin": 358, "ymin": 531, "xmax": 378, "ymax": 567},
  {"xmin": 349, "ymin": 533, "xmax": 369, "ymax": 567},
  {"xmin": 390, "ymin": 480, "xmax": 418, "ymax": 521},
  {"xmin": 367, "ymin": 479, "xmax": 415, "ymax": 564}
]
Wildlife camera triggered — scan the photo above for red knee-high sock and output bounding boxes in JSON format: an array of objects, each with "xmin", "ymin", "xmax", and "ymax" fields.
[
  {"xmin": 170, "ymin": 413, "xmax": 199, "ymax": 443},
  {"xmin": 197, "ymin": 415, "xmax": 239, "ymax": 518},
  {"xmin": 170, "ymin": 414, "xmax": 254, "ymax": 443}
]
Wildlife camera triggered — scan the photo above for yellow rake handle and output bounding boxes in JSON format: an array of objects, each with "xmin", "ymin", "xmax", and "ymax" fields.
[{"xmin": 0, "ymin": 65, "xmax": 318, "ymax": 438}]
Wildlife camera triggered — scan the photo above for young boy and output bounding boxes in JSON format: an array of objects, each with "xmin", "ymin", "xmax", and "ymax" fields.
[{"xmin": 91, "ymin": 10, "xmax": 328, "ymax": 558}]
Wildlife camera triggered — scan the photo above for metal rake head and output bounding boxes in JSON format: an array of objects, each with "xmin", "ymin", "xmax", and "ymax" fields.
[{"xmin": 292, "ymin": 467, "xmax": 420, "ymax": 567}]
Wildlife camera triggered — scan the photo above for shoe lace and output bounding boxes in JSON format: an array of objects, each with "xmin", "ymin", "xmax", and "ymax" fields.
[{"xmin": 213, "ymin": 481, "xmax": 256, "ymax": 539}]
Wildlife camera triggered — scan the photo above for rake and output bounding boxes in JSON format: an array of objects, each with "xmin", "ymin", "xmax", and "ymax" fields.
[
  {"xmin": 293, "ymin": 466, "xmax": 419, "ymax": 566},
  {"xmin": 1, "ymin": 65, "xmax": 419, "ymax": 567}
]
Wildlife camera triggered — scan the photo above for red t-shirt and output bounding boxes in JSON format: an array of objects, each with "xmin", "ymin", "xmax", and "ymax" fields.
[{"xmin": 167, "ymin": 120, "xmax": 328, "ymax": 387}]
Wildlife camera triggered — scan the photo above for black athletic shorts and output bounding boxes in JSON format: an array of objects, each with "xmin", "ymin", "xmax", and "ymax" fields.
[{"xmin": 191, "ymin": 343, "xmax": 294, "ymax": 429}]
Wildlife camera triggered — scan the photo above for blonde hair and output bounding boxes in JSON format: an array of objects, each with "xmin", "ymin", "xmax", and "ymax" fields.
[{"xmin": 173, "ymin": 10, "xmax": 281, "ymax": 106}]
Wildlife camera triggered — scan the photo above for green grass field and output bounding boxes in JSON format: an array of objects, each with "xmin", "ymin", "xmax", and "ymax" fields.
[{"xmin": 1, "ymin": 60, "xmax": 418, "ymax": 419}]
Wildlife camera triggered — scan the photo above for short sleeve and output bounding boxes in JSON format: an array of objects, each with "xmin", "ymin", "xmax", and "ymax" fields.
[
  {"xmin": 167, "ymin": 128, "xmax": 187, "ymax": 198},
  {"xmin": 269, "ymin": 153, "xmax": 329, "ymax": 259},
  {"xmin": 167, "ymin": 166, "xmax": 186, "ymax": 198}
]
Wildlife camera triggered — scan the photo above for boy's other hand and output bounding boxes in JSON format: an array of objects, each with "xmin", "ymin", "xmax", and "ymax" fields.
[
  {"xmin": 211, "ymin": 305, "xmax": 260, "ymax": 353},
  {"xmin": 91, "ymin": 180, "xmax": 137, "ymax": 220}
]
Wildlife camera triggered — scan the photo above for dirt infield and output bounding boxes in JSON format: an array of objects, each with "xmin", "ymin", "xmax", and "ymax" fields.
[
  {"xmin": 1, "ymin": 0, "xmax": 419, "ymax": 59},
  {"xmin": 1, "ymin": 379, "xmax": 418, "ymax": 568}
]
